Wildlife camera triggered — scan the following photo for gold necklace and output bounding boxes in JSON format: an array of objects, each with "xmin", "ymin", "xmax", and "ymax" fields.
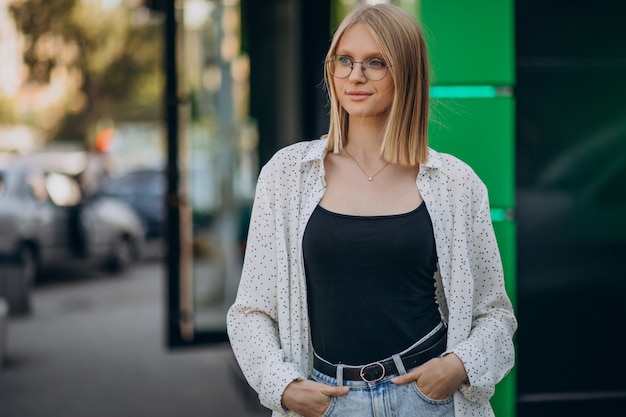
[{"xmin": 343, "ymin": 147, "xmax": 390, "ymax": 182}]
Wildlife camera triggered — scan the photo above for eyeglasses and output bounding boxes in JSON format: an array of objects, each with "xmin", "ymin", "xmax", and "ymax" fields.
[{"xmin": 326, "ymin": 55, "xmax": 390, "ymax": 81}]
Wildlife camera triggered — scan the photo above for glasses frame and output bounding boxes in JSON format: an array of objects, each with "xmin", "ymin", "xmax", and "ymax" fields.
[{"xmin": 325, "ymin": 55, "xmax": 391, "ymax": 81}]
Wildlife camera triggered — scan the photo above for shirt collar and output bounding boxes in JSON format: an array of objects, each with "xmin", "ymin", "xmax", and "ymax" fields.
[
  {"xmin": 300, "ymin": 137, "xmax": 328, "ymax": 163},
  {"xmin": 422, "ymin": 148, "xmax": 442, "ymax": 169}
]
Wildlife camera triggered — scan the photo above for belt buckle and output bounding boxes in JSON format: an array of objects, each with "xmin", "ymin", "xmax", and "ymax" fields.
[{"xmin": 359, "ymin": 362, "xmax": 385, "ymax": 383}]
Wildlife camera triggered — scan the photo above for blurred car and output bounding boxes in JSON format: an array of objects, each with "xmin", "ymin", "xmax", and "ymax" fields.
[
  {"xmin": 99, "ymin": 168, "xmax": 166, "ymax": 241},
  {"xmin": 0, "ymin": 151, "xmax": 145, "ymax": 314}
]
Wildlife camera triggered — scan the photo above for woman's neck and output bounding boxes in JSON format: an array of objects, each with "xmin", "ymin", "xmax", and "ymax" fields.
[{"xmin": 345, "ymin": 117, "xmax": 386, "ymax": 155}]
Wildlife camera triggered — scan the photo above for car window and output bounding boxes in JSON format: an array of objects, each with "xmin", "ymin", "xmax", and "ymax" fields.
[
  {"xmin": 109, "ymin": 171, "xmax": 164, "ymax": 195},
  {"xmin": 26, "ymin": 171, "xmax": 49, "ymax": 203}
]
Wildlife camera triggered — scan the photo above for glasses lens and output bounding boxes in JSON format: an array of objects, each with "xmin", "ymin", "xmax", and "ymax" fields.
[
  {"xmin": 327, "ymin": 57, "xmax": 388, "ymax": 81},
  {"xmin": 362, "ymin": 58, "xmax": 388, "ymax": 81},
  {"xmin": 328, "ymin": 57, "xmax": 352, "ymax": 79}
]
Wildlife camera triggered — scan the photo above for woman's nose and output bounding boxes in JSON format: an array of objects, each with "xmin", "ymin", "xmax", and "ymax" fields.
[{"xmin": 348, "ymin": 62, "xmax": 367, "ymax": 82}]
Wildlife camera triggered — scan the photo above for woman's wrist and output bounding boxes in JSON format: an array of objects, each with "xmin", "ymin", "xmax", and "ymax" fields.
[{"xmin": 441, "ymin": 352, "xmax": 469, "ymax": 386}]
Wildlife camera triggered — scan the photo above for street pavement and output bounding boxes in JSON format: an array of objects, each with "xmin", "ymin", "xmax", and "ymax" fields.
[{"xmin": 0, "ymin": 258, "xmax": 270, "ymax": 417}]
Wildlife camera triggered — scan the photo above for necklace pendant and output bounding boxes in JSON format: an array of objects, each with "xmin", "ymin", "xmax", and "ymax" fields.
[{"xmin": 343, "ymin": 148, "xmax": 390, "ymax": 183}]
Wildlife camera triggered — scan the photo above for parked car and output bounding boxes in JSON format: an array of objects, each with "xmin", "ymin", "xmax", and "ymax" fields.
[
  {"xmin": 0, "ymin": 151, "xmax": 145, "ymax": 314},
  {"xmin": 99, "ymin": 168, "xmax": 166, "ymax": 241}
]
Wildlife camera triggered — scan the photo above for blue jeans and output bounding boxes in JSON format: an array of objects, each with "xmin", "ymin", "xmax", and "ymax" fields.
[{"xmin": 310, "ymin": 364, "xmax": 455, "ymax": 417}]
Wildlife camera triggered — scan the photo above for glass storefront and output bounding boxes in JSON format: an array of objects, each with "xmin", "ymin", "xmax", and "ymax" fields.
[{"xmin": 169, "ymin": 0, "xmax": 256, "ymax": 343}]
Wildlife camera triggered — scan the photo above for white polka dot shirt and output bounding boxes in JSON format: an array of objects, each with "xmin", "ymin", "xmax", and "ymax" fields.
[{"xmin": 227, "ymin": 138, "xmax": 517, "ymax": 417}]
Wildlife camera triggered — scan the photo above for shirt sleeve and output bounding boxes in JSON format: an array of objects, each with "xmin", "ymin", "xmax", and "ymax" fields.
[
  {"xmin": 226, "ymin": 167, "xmax": 306, "ymax": 414},
  {"xmin": 448, "ymin": 178, "xmax": 518, "ymax": 403}
]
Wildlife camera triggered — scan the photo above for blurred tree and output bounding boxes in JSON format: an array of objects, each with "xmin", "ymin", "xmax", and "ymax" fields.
[{"xmin": 9, "ymin": 0, "xmax": 163, "ymax": 142}]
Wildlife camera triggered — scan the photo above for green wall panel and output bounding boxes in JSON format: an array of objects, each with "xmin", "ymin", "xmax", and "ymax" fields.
[
  {"xmin": 493, "ymin": 361, "xmax": 517, "ymax": 417},
  {"xmin": 428, "ymin": 97, "xmax": 515, "ymax": 209},
  {"xmin": 420, "ymin": 2, "xmax": 517, "ymax": 415},
  {"xmin": 492, "ymin": 221, "xmax": 517, "ymax": 417},
  {"xmin": 421, "ymin": 0, "xmax": 515, "ymax": 85}
]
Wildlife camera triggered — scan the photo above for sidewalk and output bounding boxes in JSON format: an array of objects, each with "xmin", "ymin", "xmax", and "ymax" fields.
[{"xmin": 0, "ymin": 259, "xmax": 270, "ymax": 417}]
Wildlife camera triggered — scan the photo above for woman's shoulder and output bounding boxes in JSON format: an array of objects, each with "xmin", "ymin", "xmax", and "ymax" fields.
[
  {"xmin": 262, "ymin": 138, "xmax": 327, "ymax": 172},
  {"xmin": 428, "ymin": 148, "xmax": 486, "ymax": 188},
  {"xmin": 274, "ymin": 138, "xmax": 325, "ymax": 158}
]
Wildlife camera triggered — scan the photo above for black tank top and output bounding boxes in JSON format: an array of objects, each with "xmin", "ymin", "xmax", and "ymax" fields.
[{"xmin": 303, "ymin": 202, "xmax": 441, "ymax": 365}]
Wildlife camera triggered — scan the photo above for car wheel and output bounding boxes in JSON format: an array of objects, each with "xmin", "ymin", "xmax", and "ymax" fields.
[
  {"xmin": 4, "ymin": 245, "xmax": 38, "ymax": 315},
  {"xmin": 105, "ymin": 235, "xmax": 135, "ymax": 274}
]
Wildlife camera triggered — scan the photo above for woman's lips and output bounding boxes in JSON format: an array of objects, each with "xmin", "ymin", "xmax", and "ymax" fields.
[{"xmin": 346, "ymin": 91, "xmax": 372, "ymax": 101}]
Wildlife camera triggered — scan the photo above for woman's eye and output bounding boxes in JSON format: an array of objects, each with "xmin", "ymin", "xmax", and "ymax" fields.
[
  {"xmin": 367, "ymin": 59, "xmax": 385, "ymax": 68},
  {"xmin": 338, "ymin": 56, "xmax": 352, "ymax": 65}
]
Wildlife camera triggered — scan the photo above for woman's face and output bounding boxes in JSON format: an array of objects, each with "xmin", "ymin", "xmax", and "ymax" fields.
[{"xmin": 332, "ymin": 24, "xmax": 395, "ymax": 123}]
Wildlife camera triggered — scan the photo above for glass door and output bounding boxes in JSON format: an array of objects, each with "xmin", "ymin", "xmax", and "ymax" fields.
[{"xmin": 166, "ymin": 0, "xmax": 257, "ymax": 347}]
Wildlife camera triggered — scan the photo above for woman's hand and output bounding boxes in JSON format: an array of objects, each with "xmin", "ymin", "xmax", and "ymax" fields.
[
  {"xmin": 391, "ymin": 353, "xmax": 468, "ymax": 400},
  {"xmin": 281, "ymin": 379, "xmax": 350, "ymax": 417}
]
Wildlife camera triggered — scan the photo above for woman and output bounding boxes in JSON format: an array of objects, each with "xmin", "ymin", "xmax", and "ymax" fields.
[{"xmin": 227, "ymin": 4, "xmax": 517, "ymax": 417}]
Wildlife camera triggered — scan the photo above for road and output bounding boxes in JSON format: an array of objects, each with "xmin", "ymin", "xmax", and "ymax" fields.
[{"xmin": 0, "ymin": 258, "xmax": 270, "ymax": 417}]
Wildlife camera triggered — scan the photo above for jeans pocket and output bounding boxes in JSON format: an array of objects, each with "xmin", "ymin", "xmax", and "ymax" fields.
[
  {"xmin": 309, "ymin": 372, "xmax": 339, "ymax": 417},
  {"xmin": 411, "ymin": 382, "xmax": 454, "ymax": 405},
  {"xmin": 319, "ymin": 394, "xmax": 337, "ymax": 417}
]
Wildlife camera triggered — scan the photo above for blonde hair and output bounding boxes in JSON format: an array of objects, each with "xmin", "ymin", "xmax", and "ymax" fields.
[{"xmin": 323, "ymin": 4, "xmax": 430, "ymax": 165}]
